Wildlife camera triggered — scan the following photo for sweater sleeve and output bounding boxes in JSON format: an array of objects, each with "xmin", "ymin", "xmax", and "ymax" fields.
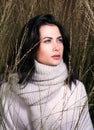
[
  {"xmin": 0, "ymin": 83, "xmax": 33, "ymax": 130},
  {"xmin": 76, "ymin": 81, "xmax": 94, "ymax": 130}
]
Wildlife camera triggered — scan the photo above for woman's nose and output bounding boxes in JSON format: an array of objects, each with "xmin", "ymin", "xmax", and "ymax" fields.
[{"xmin": 53, "ymin": 41, "xmax": 60, "ymax": 51}]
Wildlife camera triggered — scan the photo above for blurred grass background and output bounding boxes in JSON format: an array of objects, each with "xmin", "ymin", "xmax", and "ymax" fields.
[{"xmin": 0, "ymin": 0, "xmax": 94, "ymax": 127}]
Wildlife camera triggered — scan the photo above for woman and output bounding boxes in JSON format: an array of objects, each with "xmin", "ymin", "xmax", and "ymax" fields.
[{"xmin": 0, "ymin": 14, "xmax": 93, "ymax": 130}]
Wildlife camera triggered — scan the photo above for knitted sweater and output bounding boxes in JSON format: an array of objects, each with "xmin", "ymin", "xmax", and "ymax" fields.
[{"xmin": 0, "ymin": 60, "xmax": 93, "ymax": 130}]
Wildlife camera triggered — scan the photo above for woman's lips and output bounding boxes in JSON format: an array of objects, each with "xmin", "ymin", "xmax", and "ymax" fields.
[{"xmin": 51, "ymin": 55, "xmax": 61, "ymax": 60}]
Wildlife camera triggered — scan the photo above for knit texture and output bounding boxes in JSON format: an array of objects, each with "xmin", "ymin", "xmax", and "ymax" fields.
[
  {"xmin": 18, "ymin": 60, "xmax": 93, "ymax": 130},
  {"xmin": 1, "ymin": 60, "xmax": 93, "ymax": 130},
  {"xmin": 19, "ymin": 60, "xmax": 68, "ymax": 105}
]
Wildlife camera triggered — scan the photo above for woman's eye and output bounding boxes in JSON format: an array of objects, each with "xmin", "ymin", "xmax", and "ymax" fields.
[
  {"xmin": 58, "ymin": 38, "xmax": 63, "ymax": 43},
  {"xmin": 44, "ymin": 39, "xmax": 51, "ymax": 43}
]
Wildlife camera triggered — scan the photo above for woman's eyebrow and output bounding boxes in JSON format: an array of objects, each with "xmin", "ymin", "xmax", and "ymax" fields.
[
  {"xmin": 41, "ymin": 36, "xmax": 62, "ymax": 40},
  {"xmin": 42, "ymin": 37, "xmax": 52, "ymax": 40},
  {"xmin": 57, "ymin": 36, "xmax": 63, "ymax": 39}
]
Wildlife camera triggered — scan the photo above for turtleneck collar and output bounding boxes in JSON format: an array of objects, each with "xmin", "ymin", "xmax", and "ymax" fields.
[
  {"xmin": 20, "ymin": 60, "xmax": 68, "ymax": 105},
  {"xmin": 31, "ymin": 60, "xmax": 68, "ymax": 86}
]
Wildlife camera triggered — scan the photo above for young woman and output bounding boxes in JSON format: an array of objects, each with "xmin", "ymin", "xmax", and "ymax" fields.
[{"xmin": 0, "ymin": 14, "xmax": 93, "ymax": 130}]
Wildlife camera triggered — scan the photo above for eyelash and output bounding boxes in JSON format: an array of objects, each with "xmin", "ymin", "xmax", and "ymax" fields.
[
  {"xmin": 44, "ymin": 39, "xmax": 51, "ymax": 43},
  {"xmin": 58, "ymin": 39, "xmax": 63, "ymax": 42}
]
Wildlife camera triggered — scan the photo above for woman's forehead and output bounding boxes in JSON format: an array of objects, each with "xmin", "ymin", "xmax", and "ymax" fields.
[{"xmin": 39, "ymin": 25, "xmax": 61, "ymax": 38}]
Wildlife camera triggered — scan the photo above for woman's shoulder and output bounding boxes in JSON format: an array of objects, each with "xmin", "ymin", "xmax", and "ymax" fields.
[
  {"xmin": 0, "ymin": 82, "xmax": 33, "ymax": 130},
  {"xmin": 71, "ymin": 80, "xmax": 87, "ymax": 98},
  {"xmin": 75, "ymin": 80, "xmax": 85, "ymax": 88},
  {"xmin": 0, "ymin": 82, "xmax": 8, "ymax": 95},
  {"xmin": 71, "ymin": 80, "xmax": 85, "ymax": 89}
]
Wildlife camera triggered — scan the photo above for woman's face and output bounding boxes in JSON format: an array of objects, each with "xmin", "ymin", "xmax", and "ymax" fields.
[{"xmin": 36, "ymin": 25, "xmax": 64, "ymax": 66}]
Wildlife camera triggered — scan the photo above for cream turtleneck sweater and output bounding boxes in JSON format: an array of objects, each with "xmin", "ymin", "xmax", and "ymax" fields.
[
  {"xmin": 0, "ymin": 60, "xmax": 93, "ymax": 130},
  {"xmin": 20, "ymin": 60, "xmax": 68, "ymax": 106}
]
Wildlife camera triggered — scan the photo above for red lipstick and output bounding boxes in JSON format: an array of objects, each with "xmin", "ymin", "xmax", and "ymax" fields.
[{"xmin": 52, "ymin": 55, "xmax": 60, "ymax": 60}]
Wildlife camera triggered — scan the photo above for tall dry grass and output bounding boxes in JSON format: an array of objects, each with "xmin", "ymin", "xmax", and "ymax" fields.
[{"xmin": 0, "ymin": 0, "xmax": 94, "ymax": 129}]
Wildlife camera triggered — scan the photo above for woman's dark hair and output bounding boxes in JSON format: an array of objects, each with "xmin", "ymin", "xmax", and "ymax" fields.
[{"xmin": 9, "ymin": 14, "xmax": 76, "ymax": 84}]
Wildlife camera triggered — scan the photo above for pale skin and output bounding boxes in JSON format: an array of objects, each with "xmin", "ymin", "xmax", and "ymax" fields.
[{"xmin": 36, "ymin": 25, "xmax": 64, "ymax": 66}]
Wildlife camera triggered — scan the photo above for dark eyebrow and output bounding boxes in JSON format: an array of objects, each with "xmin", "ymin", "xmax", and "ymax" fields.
[
  {"xmin": 57, "ymin": 36, "xmax": 63, "ymax": 39},
  {"xmin": 42, "ymin": 37, "xmax": 52, "ymax": 40},
  {"xmin": 41, "ymin": 36, "xmax": 63, "ymax": 41}
]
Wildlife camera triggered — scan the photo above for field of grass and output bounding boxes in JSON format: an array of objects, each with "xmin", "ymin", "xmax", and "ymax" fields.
[{"xmin": 0, "ymin": 0, "xmax": 94, "ymax": 129}]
